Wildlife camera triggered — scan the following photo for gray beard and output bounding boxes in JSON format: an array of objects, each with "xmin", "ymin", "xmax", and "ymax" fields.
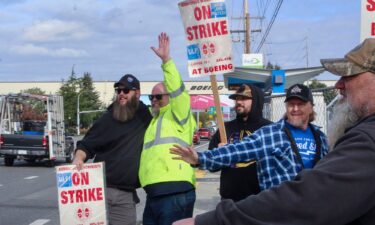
[
  {"xmin": 151, "ymin": 108, "xmax": 159, "ymax": 117},
  {"xmin": 328, "ymin": 96, "xmax": 360, "ymax": 150},
  {"xmin": 112, "ymin": 95, "xmax": 139, "ymax": 122}
]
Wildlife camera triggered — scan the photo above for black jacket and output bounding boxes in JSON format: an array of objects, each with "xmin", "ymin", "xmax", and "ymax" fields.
[
  {"xmin": 209, "ymin": 84, "xmax": 272, "ymax": 201},
  {"xmin": 197, "ymin": 113, "xmax": 375, "ymax": 225},
  {"xmin": 76, "ymin": 101, "xmax": 152, "ymax": 190}
]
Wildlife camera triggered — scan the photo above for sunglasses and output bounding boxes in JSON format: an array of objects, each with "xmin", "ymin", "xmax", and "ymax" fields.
[
  {"xmin": 115, "ymin": 88, "xmax": 130, "ymax": 94},
  {"xmin": 148, "ymin": 94, "xmax": 168, "ymax": 101}
]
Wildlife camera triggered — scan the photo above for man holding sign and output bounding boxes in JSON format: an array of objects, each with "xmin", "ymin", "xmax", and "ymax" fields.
[{"xmin": 72, "ymin": 73, "xmax": 152, "ymax": 225}]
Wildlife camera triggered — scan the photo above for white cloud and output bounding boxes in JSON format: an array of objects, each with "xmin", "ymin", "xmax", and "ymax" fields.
[
  {"xmin": 22, "ymin": 19, "xmax": 91, "ymax": 42},
  {"xmin": 10, "ymin": 43, "xmax": 88, "ymax": 57}
]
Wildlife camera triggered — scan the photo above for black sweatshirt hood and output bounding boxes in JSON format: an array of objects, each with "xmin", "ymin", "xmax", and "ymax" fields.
[{"xmin": 236, "ymin": 84, "xmax": 267, "ymax": 123}]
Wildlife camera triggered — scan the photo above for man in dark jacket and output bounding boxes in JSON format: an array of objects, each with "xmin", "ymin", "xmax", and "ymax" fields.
[
  {"xmin": 73, "ymin": 74, "xmax": 152, "ymax": 225},
  {"xmin": 172, "ymin": 38, "xmax": 375, "ymax": 225},
  {"xmin": 208, "ymin": 84, "xmax": 272, "ymax": 201}
]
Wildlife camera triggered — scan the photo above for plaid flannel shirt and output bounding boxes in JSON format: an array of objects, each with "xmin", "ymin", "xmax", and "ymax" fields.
[{"xmin": 198, "ymin": 119, "xmax": 329, "ymax": 191}]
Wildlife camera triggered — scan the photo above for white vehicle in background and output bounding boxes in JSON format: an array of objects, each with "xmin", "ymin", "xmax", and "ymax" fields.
[{"xmin": 0, "ymin": 93, "xmax": 74, "ymax": 166}]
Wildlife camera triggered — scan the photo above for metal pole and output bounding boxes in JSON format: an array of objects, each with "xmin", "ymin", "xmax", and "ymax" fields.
[{"xmin": 76, "ymin": 92, "xmax": 82, "ymax": 135}]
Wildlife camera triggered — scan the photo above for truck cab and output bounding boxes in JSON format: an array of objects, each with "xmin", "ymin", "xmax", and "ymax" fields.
[{"xmin": 0, "ymin": 93, "xmax": 71, "ymax": 166}]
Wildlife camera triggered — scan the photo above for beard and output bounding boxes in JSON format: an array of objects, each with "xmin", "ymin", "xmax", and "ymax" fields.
[
  {"xmin": 151, "ymin": 107, "xmax": 159, "ymax": 117},
  {"xmin": 112, "ymin": 95, "xmax": 139, "ymax": 122},
  {"xmin": 328, "ymin": 95, "xmax": 360, "ymax": 150}
]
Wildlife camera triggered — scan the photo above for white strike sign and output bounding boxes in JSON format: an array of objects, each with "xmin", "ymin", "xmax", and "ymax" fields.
[
  {"xmin": 56, "ymin": 162, "xmax": 107, "ymax": 225},
  {"xmin": 179, "ymin": 0, "xmax": 234, "ymax": 78},
  {"xmin": 361, "ymin": 0, "xmax": 375, "ymax": 41}
]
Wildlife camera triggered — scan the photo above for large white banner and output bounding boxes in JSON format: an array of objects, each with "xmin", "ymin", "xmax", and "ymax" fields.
[
  {"xmin": 56, "ymin": 162, "xmax": 107, "ymax": 225},
  {"xmin": 179, "ymin": 0, "xmax": 234, "ymax": 78},
  {"xmin": 361, "ymin": 0, "xmax": 375, "ymax": 41}
]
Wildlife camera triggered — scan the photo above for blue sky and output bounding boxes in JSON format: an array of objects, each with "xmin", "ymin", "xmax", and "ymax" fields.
[{"xmin": 0, "ymin": 0, "xmax": 360, "ymax": 82}]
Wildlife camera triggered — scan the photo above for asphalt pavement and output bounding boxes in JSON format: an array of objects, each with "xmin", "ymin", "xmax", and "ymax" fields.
[{"xmin": 0, "ymin": 140, "xmax": 222, "ymax": 225}]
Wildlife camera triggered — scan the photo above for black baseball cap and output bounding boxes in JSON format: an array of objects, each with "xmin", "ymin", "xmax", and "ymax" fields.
[
  {"xmin": 114, "ymin": 74, "xmax": 140, "ymax": 90},
  {"xmin": 284, "ymin": 84, "xmax": 313, "ymax": 103}
]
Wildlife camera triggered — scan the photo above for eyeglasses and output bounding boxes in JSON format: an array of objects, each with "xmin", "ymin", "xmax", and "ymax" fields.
[
  {"xmin": 148, "ymin": 94, "xmax": 168, "ymax": 101},
  {"xmin": 115, "ymin": 88, "xmax": 130, "ymax": 94}
]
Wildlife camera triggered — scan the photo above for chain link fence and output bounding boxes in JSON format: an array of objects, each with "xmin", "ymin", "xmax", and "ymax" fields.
[{"xmin": 263, "ymin": 92, "xmax": 328, "ymax": 133}]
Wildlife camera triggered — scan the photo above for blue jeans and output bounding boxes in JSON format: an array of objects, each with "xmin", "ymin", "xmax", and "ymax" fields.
[{"xmin": 143, "ymin": 189, "xmax": 196, "ymax": 225}]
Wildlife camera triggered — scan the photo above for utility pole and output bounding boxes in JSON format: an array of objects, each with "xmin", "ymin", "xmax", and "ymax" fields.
[
  {"xmin": 304, "ymin": 36, "xmax": 309, "ymax": 67},
  {"xmin": 230, "ymin": 1, "xmax": 262, "ymax": 53},
  {"xmin": 244, "ymin": 0, "xmax": 250, "ymax": 54}
]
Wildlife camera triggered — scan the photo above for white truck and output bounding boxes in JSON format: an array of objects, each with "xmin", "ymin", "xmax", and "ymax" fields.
[{"xmin": 0, "ymin": 93, "xmax": 74, "ymax": 166}]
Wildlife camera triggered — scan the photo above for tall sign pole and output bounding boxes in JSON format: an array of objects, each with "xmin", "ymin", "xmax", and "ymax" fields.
[{"xmin": 179, "ymin": 0, "xmax": 234, "ymax": 144}]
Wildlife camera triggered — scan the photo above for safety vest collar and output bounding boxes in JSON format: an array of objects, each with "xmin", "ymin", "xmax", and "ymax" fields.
[{"xmin": 144, "ymin": 112, "xmax": 190, "ymax": 150}]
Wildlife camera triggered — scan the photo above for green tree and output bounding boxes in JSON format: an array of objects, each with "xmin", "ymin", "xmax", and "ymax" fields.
[
  {"xmin": 20, "ymin": 87, "xmax": 47, "ymax": 118},
  {"xmin": 58, "ymin": 71, "xmax": 104, "ymax": 134},
  {"xmin": 308, "ymin": 79, "xmax": 337, "ymax": 104},
  {"xmin": 265, "ymin": 62, "xmax": 281, "ymax": 70},
  {"xmin": 21, "ymin": 87, "xmax": 45, "ymax": 95},
  {"xmin": 79, "ymin": 72, "xmax": 104, "ymax": 129}
]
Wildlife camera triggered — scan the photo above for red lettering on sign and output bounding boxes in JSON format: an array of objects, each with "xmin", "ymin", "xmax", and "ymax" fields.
[
  {"xmin": 372, "ymin": 23, "xmax": 375, "ymax": 35},
  {"xmin": 186, "ymin": 20, "xmax": 228, "ymax": 41},
  {"xmin": 204, "ymin": 64, "xmax": 233, "ymax": 73},
  {"xmin": 60, "ymin": 188, "xmax": 104, "ymax": 204},
  {"xmin": 192, "ymin": 68, "xmax": 202, "ymax": 75},
  {"xmin": 61, "ymin": 191, "xmax": 68, "ymax": 204},
  {"xmin": 367, "ymin": 0, "xmax": 375, "ymax": 11},
  {"xmin": 72, "ymin": 172, "xmax": 89, "ymax": 186},
  {"xmin": 194, "ymin": 5, "xmax": 211, "ymax": 21}
]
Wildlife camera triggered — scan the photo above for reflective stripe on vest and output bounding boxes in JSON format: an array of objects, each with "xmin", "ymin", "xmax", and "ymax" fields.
[
  {"xmin": 143, "ymin": 113, "xmax": 190, "ymax": 150},
  {"xmin": 169, "ymin": 83, "xmax": 185, "ymax": 99}
]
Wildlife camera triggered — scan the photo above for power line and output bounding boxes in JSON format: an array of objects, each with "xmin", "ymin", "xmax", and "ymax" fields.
[{"xmin": 255, "ymin": 0, "xmax": 283, "ymax": 53}]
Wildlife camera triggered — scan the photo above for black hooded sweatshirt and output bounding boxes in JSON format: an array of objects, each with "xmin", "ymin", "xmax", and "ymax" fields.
[
  {"xmin": 208, "ymin": 84, "xmax": 272, "ymax": 201},
  {"xmin": 76, "ymin": 101, "xmax": 152, "ymax": 191}
]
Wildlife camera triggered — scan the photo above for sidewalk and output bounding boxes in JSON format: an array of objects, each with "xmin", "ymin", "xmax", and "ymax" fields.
[{"xmin": 136, "ymin": 169, "xmax": 221, "ymax": 224}]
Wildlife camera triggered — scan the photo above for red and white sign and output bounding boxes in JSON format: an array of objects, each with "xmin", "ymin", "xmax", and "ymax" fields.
[
  {"xmin": 361, "ymin": 0, "xmax": 375, "ymax": 41},
  {"xmin": 179, "ymin": 0, "xmax": 234, "ymax": 78},
  {"xmin": 56, "ymin": 162, "xmax": 107, "ymax": 225}
]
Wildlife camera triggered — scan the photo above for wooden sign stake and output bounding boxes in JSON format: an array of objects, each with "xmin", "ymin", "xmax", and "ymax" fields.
[{"xmin": 210, "ymin": 75, "xmax": 227, "ymax": 144}]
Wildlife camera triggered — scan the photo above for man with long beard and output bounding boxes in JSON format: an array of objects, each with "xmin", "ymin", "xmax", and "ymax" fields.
[
  {"xmin": 171, "ymin": 83, "xmax": 329, "ymax": 192},
  {"xmin": 72, "ymin": 74, "xmax": 152, "ymax": 225},
  {"xmin": 173, "ymin": 38, "xmax": 375, "ymax": 225}
]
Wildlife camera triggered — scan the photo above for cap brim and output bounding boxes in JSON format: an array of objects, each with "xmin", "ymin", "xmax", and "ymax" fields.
[
  {"xmin": 229, "ymin": 94, "xmax": 252, "ymax": 100},
  {"xmin": 284, "ymin": 95, "xmax": 309, "ymax": 103},
  {"xmin": 320, "ymin": 58, "xmax": 367, "ymax": 77},
  {"xmin": 114, "ymin": 82, "xmax": 139, "ymax": 90}
]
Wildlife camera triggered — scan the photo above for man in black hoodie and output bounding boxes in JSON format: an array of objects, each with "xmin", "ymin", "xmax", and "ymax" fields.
[
  {"xmin": 208, "ymin": 84, "xmax": 272, "ymax": 202},
  {"xmin": 73, "ymin": 74, "xmax": 152, "ymax": 225}
]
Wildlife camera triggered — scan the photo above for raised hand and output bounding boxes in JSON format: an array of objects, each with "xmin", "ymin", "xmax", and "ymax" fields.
[
  {"xmin": 151, "ymin": 32, "xmax": 171, "ymax": 63},
  {"xmin": 170, "ymin": 144, "xmax": 199, "ymax": 165}
]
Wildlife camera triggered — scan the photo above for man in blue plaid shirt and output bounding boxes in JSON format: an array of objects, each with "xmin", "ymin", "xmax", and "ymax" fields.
[{"xmin": 171, "ymin": 83, "xmax": 329, "ymax": 191}]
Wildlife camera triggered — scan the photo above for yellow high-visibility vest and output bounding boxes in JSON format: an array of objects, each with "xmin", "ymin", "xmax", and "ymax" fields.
[{"xmin": 139, "ymin": 60, "xmax": 196, "ymax": 187}]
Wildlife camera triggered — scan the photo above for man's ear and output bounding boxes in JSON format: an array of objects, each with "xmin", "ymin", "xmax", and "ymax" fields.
[{"xmin": 135, "ymin": 90, "xmax": 141, "ymax": 99}]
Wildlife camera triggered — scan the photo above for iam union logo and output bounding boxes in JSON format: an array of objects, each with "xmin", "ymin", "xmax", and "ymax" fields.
[
  {"xmin": 201, "ymin": 42, "xmax": 216, "ymax": 56},
  {"xmin": 75, "ymin": 205, "xmax": 92, "ymax": 222}
]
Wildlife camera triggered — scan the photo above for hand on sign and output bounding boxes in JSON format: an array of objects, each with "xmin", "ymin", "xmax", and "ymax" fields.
[
  {"xmin": 172, "ymin": 218, "xmax": 195, "ymax": 225},
  {"xmin": 170, "ymin": 144, "xmax": 199, "ymax": 166},
  {"xmin": 218, "ymin": 142, "xmax": 226, "ymax": 147},
  {"xmin": 72, "ymin": 149, "xmax": 86, "ymax": 171},
  {"xmin": 151, "ymin": 32, "xmax": 171, "ymax": 64}
]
